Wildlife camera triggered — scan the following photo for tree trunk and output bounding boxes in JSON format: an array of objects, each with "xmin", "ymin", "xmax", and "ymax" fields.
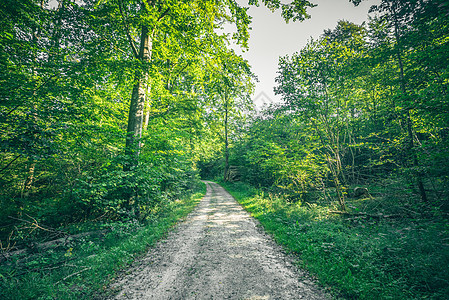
[
  {"xmin": 124, "ymin": 25, "xmax": 152, "ymax": 170},
  {"xmin": 327, "ymin": 155, "xmax": 346, "ymax": 211},
  {"xmin": 310, "ymin": 117, "xmax": 346, "ymax": 210},
  {"xmin": 391, "ymin": 4, "xmax": 428, "ymax": 202},
  {"xmin": 143, "ymin": 98, "xmax": 151, "ymax": 130},
  {"xmin": 224, "ymin": 95, "xmax": 230, "ymax": 181},
  {"xmin": 21, "ymin": 162, "xmax": 35, "ymax": 198}
]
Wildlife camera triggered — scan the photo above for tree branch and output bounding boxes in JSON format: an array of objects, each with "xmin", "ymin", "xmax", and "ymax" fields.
[
  {"xmin": 117, "ymin": 0, "xmax": 139, "ymax": 58},
  {"xmin": 3, "ymin": 73, "xmax": 60, "ymax": 117},
  {"xmin": 157, "ymin": 7, "xmax": 170, "ymax": 22},
  {"xmin": 0, "ymin": 154, "xmax": 23, "ymax": 177}
]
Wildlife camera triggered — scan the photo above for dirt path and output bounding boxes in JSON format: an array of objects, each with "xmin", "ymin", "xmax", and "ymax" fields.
[{"xmin": 112, "ymin": 181, "xmax": 329, "ymax": 299}]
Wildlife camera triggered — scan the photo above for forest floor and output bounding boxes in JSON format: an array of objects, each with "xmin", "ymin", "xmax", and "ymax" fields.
[{"xmin": 111, "ymin": 181, "xmax": 329, "ymax": 299}]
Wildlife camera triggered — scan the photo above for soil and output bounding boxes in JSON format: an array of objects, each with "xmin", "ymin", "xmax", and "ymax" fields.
[{"xmin": 111, "ymin": 181, "xmax": 330, "ymax": 299}]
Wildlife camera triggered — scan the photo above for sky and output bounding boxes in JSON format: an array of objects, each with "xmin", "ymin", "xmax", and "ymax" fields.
[{"xmin": 231, "ymin": 0, "xmax": 380, "ymax": 107}]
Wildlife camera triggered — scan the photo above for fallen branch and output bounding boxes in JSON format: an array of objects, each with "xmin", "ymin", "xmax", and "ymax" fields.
[
  {"xmin": 8, "ymin": 214, "xmax": 67, "ymax": 237},
  {"xmin": 57, "ymin": 267, "xmax": 91, "ymax": 284},
  {"xmin": 329, "ymin": 211, "xmax": 401, "ymax": 219}
]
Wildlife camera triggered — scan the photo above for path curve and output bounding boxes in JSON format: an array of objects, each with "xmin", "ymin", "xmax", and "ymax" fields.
[{"xmin": 112, "ymin": 181, "xmax": 329, "ymax": 299}]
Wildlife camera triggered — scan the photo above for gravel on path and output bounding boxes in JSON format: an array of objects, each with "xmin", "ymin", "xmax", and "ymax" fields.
[{"xmin": 112, "ymin": 181, "xmax": 330, "ymax": 300}]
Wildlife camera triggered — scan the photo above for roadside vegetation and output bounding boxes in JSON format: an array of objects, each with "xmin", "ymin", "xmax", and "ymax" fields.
[
  {"xmin": 0, "ymin": 183, "xmax": 205, "ymax": 300},
  {"xmin": 221, "ymin": 180, "xmax": 449, "ymax": 299}
]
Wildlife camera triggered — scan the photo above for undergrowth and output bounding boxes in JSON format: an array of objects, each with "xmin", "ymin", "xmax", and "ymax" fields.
[
  {"xmin": 220, "ymin": 181, "xmax": 449, "ymax": 300},
  {"xmin": 0, "ymin": 182, "xmax": 206, "ymax": 300}
]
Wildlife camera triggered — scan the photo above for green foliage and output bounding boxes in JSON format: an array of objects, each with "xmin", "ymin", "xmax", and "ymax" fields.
[
  {"xmin": 248, "ymin": 0, "xmax": 315, "ymax": 22},
  {"xmin": 218, "ymin": 1, "xmax": 449, "ymax": 210},
  {"xmin": 231, "ymin": 109, "xmax": 328, "ymax": 198}
]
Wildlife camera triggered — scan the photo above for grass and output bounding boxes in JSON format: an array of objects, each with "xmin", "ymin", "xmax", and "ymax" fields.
[
  {"xmin": 220, "ymin": 180, "xmax": 449, "ymax": 299},
  {"xmin": 0, "ymin": 182, "xmax": 206, "ymax": 300}
]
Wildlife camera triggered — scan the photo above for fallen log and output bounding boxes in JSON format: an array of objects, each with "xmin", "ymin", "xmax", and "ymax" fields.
[{"xmin": 0, "ymin": 229, "xmax": 109, "ymax": 262}]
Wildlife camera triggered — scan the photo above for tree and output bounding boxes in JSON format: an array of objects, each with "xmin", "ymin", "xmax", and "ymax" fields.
[
  {"xmin": 203, "ymin": 48, "xmax": 255, "ymax": 181},
  {"xmin": 275, "ymin": 22, "xmax": 367, "ymax": 209}
]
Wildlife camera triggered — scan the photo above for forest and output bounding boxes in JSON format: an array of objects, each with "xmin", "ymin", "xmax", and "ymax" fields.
[{"xmin": 1, "ymin": 0, "xmax": 448, "ymax": 299}]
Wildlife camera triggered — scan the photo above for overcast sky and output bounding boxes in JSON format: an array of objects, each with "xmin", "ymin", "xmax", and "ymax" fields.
[{"xmin": 232, "ymin": 0, "xmax": 380, "ymax": 107}]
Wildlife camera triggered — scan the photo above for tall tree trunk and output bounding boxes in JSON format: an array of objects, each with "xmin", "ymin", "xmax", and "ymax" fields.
[
  {"xmin": 124, "ymin": 25, "xmax": 152, "ymax": 170},
  {"xmin": 224, "ymin": 95, "xmax": 230, "ymax": 181},
  {"xmin": 391, "ymin": 3, "xmax": 428, "ymax": 202},
  {"xmin": 22, "ymin": 11, "xmax": 43, "ymax": 200}
]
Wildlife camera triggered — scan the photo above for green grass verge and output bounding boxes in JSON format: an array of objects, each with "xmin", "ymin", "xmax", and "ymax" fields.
[
  {"xmin": 0, "ymin": 182, "xmax": 206, "ymax": 300},
  {"xmin": 220, "ymin": 180, "xmax": 449, "ymax": 300}
]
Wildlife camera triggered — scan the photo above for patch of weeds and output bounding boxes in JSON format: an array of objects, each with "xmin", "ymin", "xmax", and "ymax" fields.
[
  {"xmin": 220, "ymin": 181, "xmax": 449, "ymax": 300},
  {"xmin": 0, "ymin": 182, "xmax": 205, "ymax": 300}
]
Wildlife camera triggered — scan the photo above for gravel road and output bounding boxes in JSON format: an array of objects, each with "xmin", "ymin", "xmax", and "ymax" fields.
[{"xmin": 112, "ymin": 181, "xmax": 329, "ymax": 299}]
